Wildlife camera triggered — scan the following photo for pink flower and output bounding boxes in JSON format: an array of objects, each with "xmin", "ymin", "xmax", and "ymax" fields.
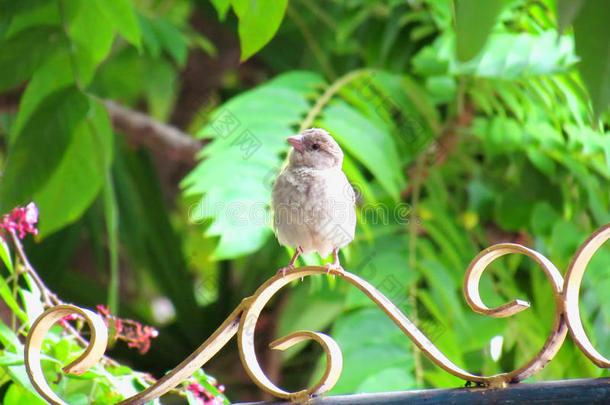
[
  {"xmin": 96, "ymin": 305, "xmax": 159, "ymax": 354},
  {"xmin": 0, "ymin": 202, "xmax": 39, "ymax": 239},
  {"xmin": 186, "ymin": 380, "xmax": 225, "ymax": 404},
  {"xmin": 57, "ymin": 313, "xmax": 79, "ymax": 329},
  {"xmin": 96, "ymin": 305, "xmax": 110, "ymax": 316},
  {"xmin": 24, "ymin": 202, "xmax": 38, "ymax": 225}
]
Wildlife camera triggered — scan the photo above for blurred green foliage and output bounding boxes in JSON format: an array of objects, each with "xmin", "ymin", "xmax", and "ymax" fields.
[{"xmin": 0, "ymin": 0, "xmax": 609, "ymax": 403}]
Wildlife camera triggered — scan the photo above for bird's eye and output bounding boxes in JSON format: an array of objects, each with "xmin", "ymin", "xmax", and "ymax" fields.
[{"xmin": 311, "ymin": 143, "xmax": 320, "ymax": 151}]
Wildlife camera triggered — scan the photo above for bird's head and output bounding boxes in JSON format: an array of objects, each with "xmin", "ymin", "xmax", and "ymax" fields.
[{"xmin": 286, "ymin": 128, "xmax": 343, "ymax": 169}]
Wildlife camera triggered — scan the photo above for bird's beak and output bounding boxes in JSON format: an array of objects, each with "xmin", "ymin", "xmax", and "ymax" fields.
[{"xmin": 286, "ymin": 135, "xmax": 304, "ymax": 152}]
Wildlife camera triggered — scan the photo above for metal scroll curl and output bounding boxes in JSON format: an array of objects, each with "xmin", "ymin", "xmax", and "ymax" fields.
[
  {"xmin": 564, "ymin": 223, "xmax": 610, "ymax": 367},
  {"xmin": 24, "ymin": 224, "xmax": 610, "ymax": 404}
]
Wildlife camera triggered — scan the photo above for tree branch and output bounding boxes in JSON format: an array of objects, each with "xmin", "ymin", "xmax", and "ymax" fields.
[
  {"xmin": 103, "ymin": 100, "xmax": 203, "ymax": 163},
  {"xmin": 0, "ymin": 94, "xmax": 203, "ymax": 163}
]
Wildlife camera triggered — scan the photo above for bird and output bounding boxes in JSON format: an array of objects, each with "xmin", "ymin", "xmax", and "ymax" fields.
[{"xmin": 271, "ymin": 128, "xmax": 356, "ymax": 275}]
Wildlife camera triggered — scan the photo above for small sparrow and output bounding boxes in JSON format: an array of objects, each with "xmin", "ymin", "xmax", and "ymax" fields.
[{"xmin": 271, "ymin": 128, "xmax": 356, "ymax": 275}]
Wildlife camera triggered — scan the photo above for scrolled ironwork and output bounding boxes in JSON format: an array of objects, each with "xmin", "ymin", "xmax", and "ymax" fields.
[
  {"xmin": 24, "ymin": 223, "xmax": 610, "ymax": 404},
  {"xmin": 463, "ymin": 243, "xmax": 568, "ymax": 385},
  {"xmin": 564, "ymin": 223, "xmax": 610, "ymax": 368}
]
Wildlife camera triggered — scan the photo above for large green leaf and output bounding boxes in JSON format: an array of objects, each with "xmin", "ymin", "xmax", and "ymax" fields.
[
  {"xmin": 3, "ymin": 0, "xmax": 59, "ymax": 37},
  {"xmin": 33, "ymin": 98, "xmax": 113, "ymax": 236},
  {"xmin": 64, "ymin": 0, "xmax": 115, "ymax": 65},
  {"xmin": 12, "ymin": 49, "xmax": 96, "ymax": 139},
  {"xmin": 573, "ymin": 0, "xmax": 610, "ymax": 118},
  {"xmin": 455, "ymin": 0, "xmax": 505, "ymax": 61},
  {"xmin": 183, "ymin": 71, "xmax": 325, "ymax": 259},
  {"xmin": 320, "ymin": 101, "xmax": 404, "ymax": 200},
  {"xmin": 150, "ymin": 17, "xmax": 188, "ymax": 66},
  {"xmin": 90, "ymin": 0, "xmax": 141, "ymax": 47},
  {"xmin": 416, "ymin": 31, "xmax": 578, "ymax": 80},
  {"xmin": 0, "ymin": 0, "xmax": 53, "ymax": 19},
  {"xmin": 2, "ymin": 383, "xmax": 47, "ymax": 405},
  {"xmin": 0, "ymin": 25, "xmax": 65, "ymax": 91},
  {"xmin": 1, "ymin": 77, "xmax": 111, "ymax": 235},
  {"xmin": 231, "ymin": 0, "xmax": 288, "ymax": 61},
  {"xmin": 278, "ymin": 279, "xmax": 346, "ymax": 359},
  {"xmin": 313, "ymin": 307, "xmax": 416, "ymax": 394},
  {"xmin": 0, "ymin": 87, "xmax": 89, "ymax": 210},
  {"xmin": 210, "ymin": 0, "xmax": 231, "ymax": 20},
  {"xmin": 453, "ymin": 31, "xmax": 577, "ymax": 78}
]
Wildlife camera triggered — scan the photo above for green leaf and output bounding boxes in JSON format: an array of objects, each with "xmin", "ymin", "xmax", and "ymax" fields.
[
  {"xmin": 90, "ymin": 0, "xmax": 141, "ymax": 47},
  {"xmin": 210, "ymin": 0, "xmax": 231, "ymax": 20},
  {"xmin": 2, "ymin": 383, "xmax": 47, "ymax": 405},
  {"xmin": 231, "ymin": 0, "xmax": 288, "ymax": 61},
  {"xmin": 451, "ymin": 31, "xmax": 577, "ymax": 78},
  {"xmin": 33, "ymin": 98, "xmax": 113, "ymax": 236},
  {"xmin": 0, "ymin": 272, "xmax": 28, "ymax": 322},
  {"xmin": 64, "ymin": 0, "xmax": 115, "ymax": 64},
  {"xmin": 145, "ymin": 59, "xmax": 178, "ymax": 121},
  {"xmin": 527, "ymin": 148, "xmax": 556, "ymax": 177},
  {"xmin": 0, "ymin": 87, "xmax": 89, "ymax": 211},
  {"xmin": 0, "ymin": 0, "xmax": 53, "ymax": 19},
  {"xmin": 137, "ymin": 13, "xmax": 161, "ymax": 57},
  {"xmin": 0, "ymin": 322, "xmax": 20, "ymax": 350},
  {"xmin": 0, "ymin": 236, "xmax": 12, "ymax": 273},
  {"xmin": 573, "ymin": 0, "xmax": 610, "ymax": 118},
  {"xmin": 494, "ymin": 190, "xmax": 534, "ymax": 231},
  {"xmin": 0, "ymin": 25, "xmax": 65, "ymax": 91},
  {"xmin": 320, "ymin": 101, "xmax": 405, "ymax": 200},
  {"xmin": 190, "ymin": 32, "xmax": 217, "ymax": 57},
  {"xmin": 152, "ymin": 17, "xmax": 188, "ymax": 66},
  {"xmin": 12, "ymin": 49, "xmax": 96, "ymax": 138},
  {"xmin": 357, "ymin": 367, "xmax": 415, "ymax": 392},
  {"xmin": 531, "ymin": 202, "xmax": 560, "ymax": 236},
  {"xmin": 455, "ymin": 0, "xmax": 505, "ymax": 61},
  {"xmin": 278, "ymin": 280, "xmax": 345, "ymax": 359},
  {"xmin": 317, "ymin": 307, "xmax": 416, "ymax": 394},
  {"xmin": 4, "ymin": 0, "xmax": 59, "ymax": 37}
]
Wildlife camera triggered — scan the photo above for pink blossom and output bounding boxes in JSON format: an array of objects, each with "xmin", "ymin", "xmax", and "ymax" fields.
[
  {"xmin": 0, "ymin": 202, "xmax": 39, "ymax": 239},
  {"xmin": 24, "ymin": 202, "xmax": 38, "ymax": 225},
  {"xmin": 186, "ymin": 381, "xmax": 225, "ymax": 404},
  {"xmin": 57, "ymin": 313, "xmax": 79, "ymax": 329},
  {"xmin": 96, "ymin": 305, "xmax": 159, "ymax": 354}
]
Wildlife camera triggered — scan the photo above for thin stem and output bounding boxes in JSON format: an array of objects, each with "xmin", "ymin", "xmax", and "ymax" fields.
[
  {"xmin": 7, "ymin": 227, "xmax": 124, "ymax": 370},
  {"xmin": 408, "ymin": 154, "xmax": 426, "ymax": 387},
  {"xmin": 103, "ymin": 174, "xmax": 120, "ymax": 313},
  {"xmin": 287, "ymin": 4, "xmax": 337, "ymax": 81},
  {"xmin": 11, "ymin": 275, "xmax": 16, "ymax": 331},
  {"xmin": 8, "ymin": 230, "xmax": 58, "ymax": 307},
  {"xmin": 299, "ymin": 69, "xmax": 372, "ymax": 132},
  {"xmin": 296, "ymin": 0, "xmax": 335, "ymax": 29}
]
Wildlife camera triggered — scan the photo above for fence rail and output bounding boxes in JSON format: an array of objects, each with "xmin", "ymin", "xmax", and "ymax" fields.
[
  {"xmin": 239, "ymin": 378, "xmax": 610, "ymax": 405},
  {"xmin": 24, "ymin": 223, "xmax": 610, "ymax": 405}
]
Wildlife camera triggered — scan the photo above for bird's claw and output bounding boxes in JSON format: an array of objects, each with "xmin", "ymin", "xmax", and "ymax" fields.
[
  {"xmin": 277, "ymin": 264, "xmax": 295, "ymax": 277},
  {"xmin": 324, "ymin": 262, "xmax": 343, "ymax": 274}
]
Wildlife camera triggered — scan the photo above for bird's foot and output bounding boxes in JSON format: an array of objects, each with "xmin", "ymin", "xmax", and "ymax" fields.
[
  {"xmin": 277, "ymin": 264, "xmax": 295, "ymax": 277},
  {"xmin": 324, "ymin": 262, "xmax": 343, "ymax": 274}
]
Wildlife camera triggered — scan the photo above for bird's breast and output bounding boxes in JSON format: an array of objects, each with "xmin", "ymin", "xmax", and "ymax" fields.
[{"xmin": 272, "ymin": 167, "xmax": 356, "ymax": 255}]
